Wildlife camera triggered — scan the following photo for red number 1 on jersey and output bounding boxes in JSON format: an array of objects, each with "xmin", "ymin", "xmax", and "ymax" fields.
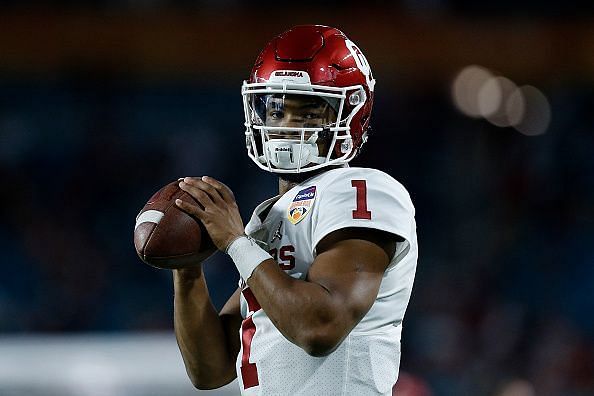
[{"xmin": 351, "ymin": 179, "xmax": 372, "ymax": 219}]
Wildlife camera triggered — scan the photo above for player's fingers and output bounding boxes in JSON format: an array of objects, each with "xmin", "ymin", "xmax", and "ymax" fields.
[
  {"xmin": 183, "ymin": 177, "xmax": 223, "ymax": 204},
  {"xmin": 201, "ymin": 176, "xmax": 235, "ymax": 203},
  {"xmin": 179, "ymin": 181, "xmax": 214, "ymax": 207},
  {"xmin": 174, "ymin": 198, "xmax": 205, "ymax": 219}
]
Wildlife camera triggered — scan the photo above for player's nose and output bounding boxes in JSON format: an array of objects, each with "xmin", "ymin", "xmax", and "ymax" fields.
[
  {"xmin": 273, "ymin": 120, "xmax": 305, "ymax": 138},
  {"xmin": 277, "ymin": 118, "xmax": 303, "ymax": 129}
]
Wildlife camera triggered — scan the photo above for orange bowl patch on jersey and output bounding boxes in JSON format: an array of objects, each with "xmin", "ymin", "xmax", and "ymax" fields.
[{"xmin": 287, "ymin": 186, "xmax": 316, "ymax": 225}]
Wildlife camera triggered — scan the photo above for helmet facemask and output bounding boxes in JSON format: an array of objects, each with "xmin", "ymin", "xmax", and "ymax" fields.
[{"xmin": 242, "ymin": 80, "xmax": 367, "ymax": 174}]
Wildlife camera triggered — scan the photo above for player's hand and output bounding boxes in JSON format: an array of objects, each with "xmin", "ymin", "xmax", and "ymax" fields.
[{"xmin": 175, "ymin": 176, "xmax": 245, "ymax": 252}]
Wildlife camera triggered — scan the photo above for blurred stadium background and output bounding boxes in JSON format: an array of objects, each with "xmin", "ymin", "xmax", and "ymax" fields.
[{"xmin": 1, "ymin": 1, "xmax": 593, "ymax": 395}]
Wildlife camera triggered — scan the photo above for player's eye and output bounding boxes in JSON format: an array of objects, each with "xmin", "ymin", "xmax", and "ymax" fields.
[
  {"xmin": 304, "ymin": 112, "xmax": 321, "ymax": 120},
  {"xmin": 269, "ymin": 111, "xmax": 284, "ymax": 119}
]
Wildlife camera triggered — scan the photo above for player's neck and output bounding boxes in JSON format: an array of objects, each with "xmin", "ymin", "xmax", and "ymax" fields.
[
  {"xmin": 278, "ymin": 178, "xmax": 299, "ymax": 196},
  {"xmin": 277, "ymin": 165, "xmax": 344, "ymax": 195},
  {"xmin": 278, "ymin": 169, "xmax": 324, "ymax": 195}
]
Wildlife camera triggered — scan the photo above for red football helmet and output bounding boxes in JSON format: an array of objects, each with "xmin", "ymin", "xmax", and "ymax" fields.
[{"xmin": 242, "ymin": 25, "xmax": 375, "ymax": 174}]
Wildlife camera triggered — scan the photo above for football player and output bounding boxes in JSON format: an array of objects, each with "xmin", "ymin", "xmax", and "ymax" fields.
[{"xmin": 173, "ymin": 25, "xmax": 418, "ymax": 395}]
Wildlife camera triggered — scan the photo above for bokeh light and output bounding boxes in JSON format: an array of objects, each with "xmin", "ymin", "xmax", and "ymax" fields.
[
  {"xmin": 452, "ymin": 65, "xmax": 494, "ymax": 118},
  {"xmin": 479, "ymin": 76, "xmax": 518, "ymax": 127},
  {"xmin": 452, "ymin": 65, "xmax": 551, "ymax": 135},
  {"xmin": 506, "ymin": 87, "xmax": 526, "ymax": 126},
  {"xmin": 512, "ymin": 85, "xmax": 551, "ymax": 136}
]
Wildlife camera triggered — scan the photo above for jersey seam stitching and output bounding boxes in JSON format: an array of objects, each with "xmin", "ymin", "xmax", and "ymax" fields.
[{"xmin": 342, "ymin": 333, "xmax": 351, "ymax": 396}]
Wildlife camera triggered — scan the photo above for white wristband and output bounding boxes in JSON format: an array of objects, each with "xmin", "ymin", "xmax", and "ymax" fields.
[{"xmin": 226, "ymin": 236, "xmax": 273, "ymax": 281}]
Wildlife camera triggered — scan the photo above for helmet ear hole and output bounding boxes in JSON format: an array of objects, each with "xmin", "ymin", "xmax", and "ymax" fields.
[
  {"xmin": 349, "ymin": 89, "xmax": 366, "ymax": 106},
  {"xmin": 349, "ymin": 92, "xmax": 361, "ymax": 106}
]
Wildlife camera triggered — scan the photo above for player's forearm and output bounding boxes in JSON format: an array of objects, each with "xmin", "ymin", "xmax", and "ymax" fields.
[
  {"xmin": 173, "ymin": 269, "xmax": 236, "ymax": 389},
  {"xmin": 247, "ymin": 260, "xmax": 352, "ymax": 357}
]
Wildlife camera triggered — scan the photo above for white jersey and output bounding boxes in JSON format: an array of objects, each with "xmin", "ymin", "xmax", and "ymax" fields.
[{"xmin": 236, "ymin": 167, "xmax": 418, "ymax": 395}]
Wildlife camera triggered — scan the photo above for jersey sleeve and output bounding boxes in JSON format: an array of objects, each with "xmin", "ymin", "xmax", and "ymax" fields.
[{"xmin": 311, "ymin": 169, "xmax": 415, "ymax": 256}]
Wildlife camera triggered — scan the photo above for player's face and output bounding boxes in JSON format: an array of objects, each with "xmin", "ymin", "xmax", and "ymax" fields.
[
  {"xmin": 250, "ymin": 93, "xmax": 340, "ymax": 163},
  {"xmin": 263, "ymin": 94, "xmax": 337, "ymax": 138}
]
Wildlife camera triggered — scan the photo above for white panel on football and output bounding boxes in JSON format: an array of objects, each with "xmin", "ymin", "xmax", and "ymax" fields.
[{"xmin": 135, "ymin": 210, "xmax": 165, "ymax": 230}]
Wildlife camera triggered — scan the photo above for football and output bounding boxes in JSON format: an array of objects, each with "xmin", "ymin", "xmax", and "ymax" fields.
[{"xmin": 134, "ymin": 180, "xmax": 216, "ymax": 269}]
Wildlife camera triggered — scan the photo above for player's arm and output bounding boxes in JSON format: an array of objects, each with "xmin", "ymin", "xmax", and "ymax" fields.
[
  {"xmin": 247, "ymin": 227, "xmax": 396, "ymax": 356},
  {"xmin": 175, "ymin": 176, "xmax": 397, "ymax": 356},
  {"xmin": 173, "ymin": 267, "xmax": 242, "ymax": 389}
]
